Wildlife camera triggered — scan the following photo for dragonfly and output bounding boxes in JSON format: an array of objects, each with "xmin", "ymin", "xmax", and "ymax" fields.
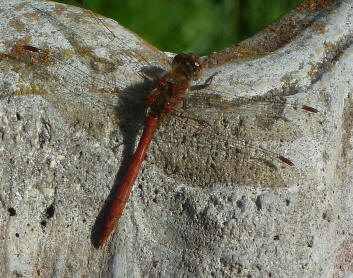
[{"xmin": 1, "ymin": 0, "xmax": 319, "ymax": 247}]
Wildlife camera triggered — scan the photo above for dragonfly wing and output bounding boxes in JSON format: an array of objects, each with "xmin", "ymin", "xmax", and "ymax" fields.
[{"xmin": 149, "ymin": 106, "xmax": 302, "ymax": 188}]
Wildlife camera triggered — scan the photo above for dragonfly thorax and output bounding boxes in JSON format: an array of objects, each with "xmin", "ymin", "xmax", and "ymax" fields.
[{"xmin": 146, "ymin": 71, "xmax": 191, "ymax": 120}]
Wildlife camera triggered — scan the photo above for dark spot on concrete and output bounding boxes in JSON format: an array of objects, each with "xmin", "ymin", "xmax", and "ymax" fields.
[
  {"xmin": 307, "ymin": 236, "xmax": 314, "ymax": 248},
  {"xmin": 255, "ymin": 195, "xmax": 262, "ymax": 210},
  {"xmin": 40, "ymin": 220, "xmax": 47, "ymax": 227},
  {"xmin": 8, "ymin": 207, "xmax": 16, "ymax": 216},
  {"xmin": 16, "ymin": 112, "xmax": 21, "ymax": 120},
  {"xmin": 46, "ymin": 203, "xmax": 55, "ymax": 219},
  {"xmin": 236, "ymin": 199, "xmax": 244, "ymax": 208}
]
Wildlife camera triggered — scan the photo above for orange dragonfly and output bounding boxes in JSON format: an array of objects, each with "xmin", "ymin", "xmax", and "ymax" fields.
[{"xmin": 2, "ymin": 0, "xmax": 319, "ymax": 247}]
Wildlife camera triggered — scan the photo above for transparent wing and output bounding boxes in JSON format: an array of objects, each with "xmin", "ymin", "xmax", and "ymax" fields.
[
  {"xmin": 148, "ymin": 98, "xmax": 310, "ymax": 188},
  {"xmin": 2, "ymin": 1, "xmax": 170, "ymax": 110}
]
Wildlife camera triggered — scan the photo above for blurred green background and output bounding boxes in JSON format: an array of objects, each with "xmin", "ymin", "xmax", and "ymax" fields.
[{"xmin": 52, "ymin": 0, "xmax": 302, "ymax": 56}]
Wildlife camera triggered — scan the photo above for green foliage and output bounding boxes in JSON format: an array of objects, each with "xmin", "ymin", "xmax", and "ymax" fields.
[{"xmin": 52, "ymin": 0, "xmax": 302, "ymax": 55}]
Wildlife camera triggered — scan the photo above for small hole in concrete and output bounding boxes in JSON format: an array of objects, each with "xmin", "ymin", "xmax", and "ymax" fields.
[
  {"xmin": 8, "ymin": 207, "xmax": 16, "ymax": 216},
  {"xmin": 46, "ymin": 204, "xmax": 55, "ymax": 219}
]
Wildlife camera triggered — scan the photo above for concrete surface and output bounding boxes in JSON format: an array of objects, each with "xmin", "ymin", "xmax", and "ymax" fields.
[{"xmin": 0, "ymin": 0, "xmax": 352, "ymax": 277}]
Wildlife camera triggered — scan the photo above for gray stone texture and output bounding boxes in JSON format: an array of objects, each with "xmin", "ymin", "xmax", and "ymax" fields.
[{"xmin": 0, "ymin": 0, "xmax": 352, "ymax": 277}]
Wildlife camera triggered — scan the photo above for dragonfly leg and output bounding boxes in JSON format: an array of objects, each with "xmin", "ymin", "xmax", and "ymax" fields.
[{"xmin": 190, "ymin": 72, "xmax": 218, "ymax": 91}]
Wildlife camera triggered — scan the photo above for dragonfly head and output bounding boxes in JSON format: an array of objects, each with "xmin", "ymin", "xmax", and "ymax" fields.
[{"xmin": 172, "ymin": 53, "xmax": 203, "ymax": 81}]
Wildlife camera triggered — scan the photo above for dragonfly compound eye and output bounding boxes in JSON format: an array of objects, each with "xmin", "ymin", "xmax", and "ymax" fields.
[
  {"xmin": 184, "ymin": 53, "xmax": 202, "ymax": 81},
  {"xmin": 191, "ymin": 60, "xmax": 202, "ymax": 81},
  {"xmin": 172, "ymin": 53, "xmax": 203, "ymax": 81},
  {"xmin": 172, "ymin": 53, "xmax": 185, "ymax": 67}
]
